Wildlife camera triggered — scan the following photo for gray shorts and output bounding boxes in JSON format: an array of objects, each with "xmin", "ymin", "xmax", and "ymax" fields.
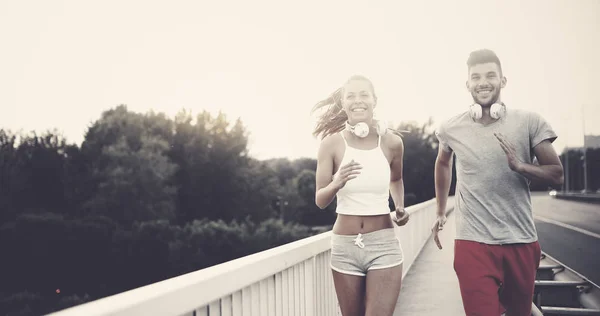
[{"xmin": 330, "ymin": 228, "xmax": 404, "ymax": 276}]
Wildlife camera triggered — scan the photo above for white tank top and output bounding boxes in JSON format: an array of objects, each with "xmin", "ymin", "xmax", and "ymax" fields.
[{"xmin": 335, "ymin": 132, "xmax": 391, "ymax": 216}]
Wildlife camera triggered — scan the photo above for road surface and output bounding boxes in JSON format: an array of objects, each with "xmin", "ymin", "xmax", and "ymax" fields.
[{"xmin": 532, "ymin": 193, "xmax": 600, "ymax": 285}]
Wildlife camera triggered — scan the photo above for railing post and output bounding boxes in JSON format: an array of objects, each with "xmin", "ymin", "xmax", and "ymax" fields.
[{"xmin": 304, "ymin": 257, "xmax": 315, "ymax": 316}]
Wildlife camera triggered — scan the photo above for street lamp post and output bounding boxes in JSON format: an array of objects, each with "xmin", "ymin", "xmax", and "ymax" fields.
[
  {"xmin": 582, "ymin": 104, "xmax": 589, "ymax": 193},
  {"xmin": 564, "ymin": 147, "xmax": 569, "ymax": 192}
]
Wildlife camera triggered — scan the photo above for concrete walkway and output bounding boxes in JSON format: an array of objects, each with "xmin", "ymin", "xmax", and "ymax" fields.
[{"xmin": 394, "ymin": 210, "xmax": 465, "ymax": 315}]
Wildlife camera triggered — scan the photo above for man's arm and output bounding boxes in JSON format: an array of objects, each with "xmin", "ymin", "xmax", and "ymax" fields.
[
  {"xmin": 518, "ymin": 140, "xmax": 564, "ymax": 188},
  {"xmin": 433, "ymin": 145, "xmax": 453, "ymax": 250},
  {"xmin": 495, "ymin": 133, "xmax": 564, "ymax": 188},
  {"xmin": 435, "ymin": 146, "xmax": 454, "ymax": 217}
]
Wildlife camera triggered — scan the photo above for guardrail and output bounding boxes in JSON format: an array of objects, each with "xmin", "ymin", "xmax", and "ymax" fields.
[
  {"xmin": 48, "ymin": 197, "xmax": 453, "ymax": 316},
  {"xmin": 551, "ymin": 191, "xmax": 600, "ymax": 203},
  {"xmin": 533, "ymin": 252, "xmax": 600, "ymax": 315}
]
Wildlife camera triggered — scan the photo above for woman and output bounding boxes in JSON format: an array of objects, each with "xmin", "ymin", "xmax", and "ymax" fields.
[{"xmin": 312, "ymin": 75, "xmax": 409, "ymax": 316}]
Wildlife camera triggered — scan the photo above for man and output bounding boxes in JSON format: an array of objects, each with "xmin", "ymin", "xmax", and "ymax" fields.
[{"xmin": 433, "ymin": 49, "xmax": 564, "ymax": 316}]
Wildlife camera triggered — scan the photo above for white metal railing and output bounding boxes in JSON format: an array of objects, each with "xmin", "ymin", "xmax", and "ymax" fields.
[
  {"xmin": 48, "ymin": 197, "xmax": 454, "ymax": 316},
  {"xmin": 395, "ymin": 197, "xmax": 454, "ymax": 278}
]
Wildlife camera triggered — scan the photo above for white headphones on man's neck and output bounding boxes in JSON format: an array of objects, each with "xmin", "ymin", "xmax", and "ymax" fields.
[
  {"xmin": 345, "ymin": 120, "xmax": 388, "ymax": 138},
  {"xmin": 469, "ymin": 102, "xmax": 506, "ymax": 120}
]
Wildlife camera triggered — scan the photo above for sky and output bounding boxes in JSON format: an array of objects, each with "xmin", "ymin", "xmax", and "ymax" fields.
[{"xmin": 1, "ymin": 0, "xmax": 599, "ymax": 160}]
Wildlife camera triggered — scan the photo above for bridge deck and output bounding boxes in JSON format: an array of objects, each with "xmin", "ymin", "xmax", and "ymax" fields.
[{"xmin": 394, "ymin": 210, "xmax": 465, "ymax": 315}]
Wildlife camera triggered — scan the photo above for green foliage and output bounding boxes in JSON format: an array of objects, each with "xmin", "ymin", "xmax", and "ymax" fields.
[
  {"xmin": 293, "ymin": 169, "xmax": 336, "ymax": 226},
  {"xmin": 84, "ymin": 134, "xmax": 178, "ymax": 224},
  {"xmin": 81, "ymin": 106, "xmax": 178, "ymax": 224},
  {"xmin": 394, "ymin": 118, "xmax": 457, "ymax": 205},
  {"xmin": 251, "ymin": 218, "xmax": 313, "ymax": 249},
  {"xmin": 0, "ymin": 130, "xmax": 73, "ymax": 221},
  {"xmin": 168, "ymin": 110, "xmax": 276, "ymax": 223},
  {"xmin": 0, "ymin": 214, "xmax": 313, "ymax": 315},
  {"xmin": 0, "ymin": 292, "xmax": 44, "ymax": 316}
]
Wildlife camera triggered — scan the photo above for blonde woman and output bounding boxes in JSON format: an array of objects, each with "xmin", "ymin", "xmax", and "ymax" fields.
[{"xmin": 312, "ymin": 75, "xmax": 409, "ymax": 316}]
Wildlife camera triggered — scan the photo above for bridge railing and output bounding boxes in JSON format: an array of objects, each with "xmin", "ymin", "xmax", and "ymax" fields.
[{"xmin": 48, "ymin": 197, "xmax": 453, "ymax": 316}]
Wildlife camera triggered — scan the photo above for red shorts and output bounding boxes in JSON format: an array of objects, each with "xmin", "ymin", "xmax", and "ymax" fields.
[{"xmin": 454, "ymin": 239, "xmax": 541, "ymax": 316}]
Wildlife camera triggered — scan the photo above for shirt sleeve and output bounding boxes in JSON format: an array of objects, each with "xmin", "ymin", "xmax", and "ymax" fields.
[
  {"xmin": 529, "ymin": 112, "xmax": 558, "ymax": 148},
  {"xmin": 435, "ymin": 123, "xmax": 453, "ymax": 152}
]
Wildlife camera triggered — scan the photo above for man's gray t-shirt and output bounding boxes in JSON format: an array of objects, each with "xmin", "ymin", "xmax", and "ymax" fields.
[{"xmin": 435, "ymin": 108, "xmax": 557, "ymax": 244}]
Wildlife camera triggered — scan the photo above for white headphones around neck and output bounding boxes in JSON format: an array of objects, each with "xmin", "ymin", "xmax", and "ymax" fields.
[
  {"xmin": 469, "ymin": 102, "xmax": 506, "ymax": 120},
  {"xmin": 345, "ymin": 120, "xmax": 388, "ymax": 138}
]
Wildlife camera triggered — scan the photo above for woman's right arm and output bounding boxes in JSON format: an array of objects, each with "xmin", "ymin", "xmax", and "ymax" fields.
[
  {"xmin": 315, "ymin": 136, "xmax": 339, "ymax": 209},
  {"xmin": 315, "ymin": 136, "xmax": 361, "ymax": 209}
]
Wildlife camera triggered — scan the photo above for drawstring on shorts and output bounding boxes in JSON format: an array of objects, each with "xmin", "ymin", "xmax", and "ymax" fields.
[{"xmin": 354, "ymin": 233, "xmax": 365, "ymax": 248}]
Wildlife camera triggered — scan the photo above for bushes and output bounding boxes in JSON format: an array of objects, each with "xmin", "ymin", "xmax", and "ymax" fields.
[{"xmin": 0, "ymin": 213, "xmax": 316, "ymax": 315}]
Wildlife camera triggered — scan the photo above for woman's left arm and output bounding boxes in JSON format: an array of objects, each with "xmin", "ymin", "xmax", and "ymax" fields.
[{"xmin": 388, "ymin": 135, "xmax": 408, "ymax": 225}]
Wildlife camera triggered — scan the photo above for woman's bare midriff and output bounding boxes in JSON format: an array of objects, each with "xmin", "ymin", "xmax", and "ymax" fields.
[{"xmin": 332, "ymin": 213, "xmax": 394, "ymax": 235}]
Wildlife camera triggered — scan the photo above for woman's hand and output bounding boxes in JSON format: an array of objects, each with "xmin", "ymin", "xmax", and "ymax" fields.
[
  {"xmin": 331, "ymin": 160, "xmax": 362, "ymax": 189},
  {"xmin": 392, "ymin": 207, "xmax": 409, "ymax": 226}
]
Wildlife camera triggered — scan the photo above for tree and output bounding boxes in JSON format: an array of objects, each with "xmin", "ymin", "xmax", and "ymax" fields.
[
  {"xmin": 0, "ymin": 130, "xmax": 77, "ymax": 222},
  {"xmin": 169, "ymin": 109, "xmax": 277, "ymax": 223},
  {"xmin": 394, "ymin": 118, "xmax": 456, "ymax": 205},
  {"xmin": 81, "ymin": 106, "xmax": 177, "ymax": 224},
  {"xmin": 294, "ymin": 169, "xmax": 336, "ymax": 226}
]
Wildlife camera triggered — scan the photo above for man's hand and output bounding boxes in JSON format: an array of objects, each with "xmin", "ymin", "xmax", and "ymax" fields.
[
  {"xmin": 495, "ymin": 133, "xmax": 523, "ymax": 172},
  {"xmin": 432, "ymin": 215, "xmax": 447, "ymax": 250}
]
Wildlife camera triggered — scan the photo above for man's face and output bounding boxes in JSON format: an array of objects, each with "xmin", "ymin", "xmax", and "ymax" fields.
[{"xmin": 466, "ymin": 62, "xmax": 506, "ymax": 107}]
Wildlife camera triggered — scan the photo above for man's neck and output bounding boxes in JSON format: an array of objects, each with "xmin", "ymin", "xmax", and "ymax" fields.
[
  {"xmin": 476, "ymin": 107, "xmax": 496, "ymax": 125},
  {"xmin": 477, "ymin": 98, "xmax": 502, "ymax": 124}
]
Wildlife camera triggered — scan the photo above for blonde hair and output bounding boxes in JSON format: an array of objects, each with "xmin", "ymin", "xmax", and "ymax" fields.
[{"xmin": 311, "ymin": 75, "xmax": 377, "ymax": 139}]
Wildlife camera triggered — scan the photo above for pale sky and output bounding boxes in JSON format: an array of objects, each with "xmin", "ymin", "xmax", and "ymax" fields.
[{"xmin": 1, "ymin": 0, "xmax": 599, "ymax": 160}]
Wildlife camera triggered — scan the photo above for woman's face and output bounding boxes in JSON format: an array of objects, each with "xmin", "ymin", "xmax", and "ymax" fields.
[{"xmin": 342, "ymin": 79, "xmax": 376, "ymax": 125}]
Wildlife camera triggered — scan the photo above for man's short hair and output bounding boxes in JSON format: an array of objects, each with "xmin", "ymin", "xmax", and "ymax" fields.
[{"xmin": 467, "ymin": 49, "xmax": 502, "ymax": 75}]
